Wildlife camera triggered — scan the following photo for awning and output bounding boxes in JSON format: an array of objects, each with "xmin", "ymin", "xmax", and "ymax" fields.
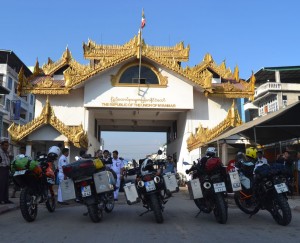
[{"xmin": 209, "ymin": 101, "xmax": 300, "ymax": 145}]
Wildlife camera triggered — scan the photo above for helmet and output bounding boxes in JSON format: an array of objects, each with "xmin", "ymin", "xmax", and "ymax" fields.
[
  {"xmin": 246, "ymin": 147, "xmax": 257, "ymax": 159},
  {"xmin": 206, "ymin": 147, "xmax": 216, "ymax": 157},
  {"xmin": 47, "ymin": 146, "xmax": 61, "ymax": 161}
]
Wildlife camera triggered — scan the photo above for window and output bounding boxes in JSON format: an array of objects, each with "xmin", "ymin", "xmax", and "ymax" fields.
[
  {"xmin": 14, "ymin": 82, "xmax": 18, "ymax": 94},
  {"xmin": 29, "ymin": 112, "xmax": 33, "ymax": 121},
  {"xmin": 2, "ymin": 122, "xmax": 9, "ymax": 138},
  {"xmin": 119, "ymin": 65, "xmax": 159, "ymax": 84},
  {"xmin": 7, "ymin": 77, "xmax": 13, "ymax": 90},
  {"xmin": 5, "ymin": 99, "xmax": 10, "ymax": 111},
  {"xmin": 30, "ymin": 94, "xmax": 34, "ymax": 105},
  {"xmin": 0, "ymin": 74, "xmax": 4, "ymax": 86}
]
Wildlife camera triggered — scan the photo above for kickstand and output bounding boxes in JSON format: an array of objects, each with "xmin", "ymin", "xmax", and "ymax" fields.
[
  {"xmin": 195, "ymin": 211, "xmax": 202, "ymax": 218},
  {"xmin": 139, "ymin": 210, "xmax": 150, "ymax": 216}
]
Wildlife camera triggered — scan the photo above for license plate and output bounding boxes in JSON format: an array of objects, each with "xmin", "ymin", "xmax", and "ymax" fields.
[
  {"xmin": 274, "ymin": 183, "xmax": 288, "ymax": 193},
  {"xmin": 14, "ymin": 170, "xmax": 26, "ymax": 176},
  {"xmin": 213, "ymin": 182, "xmax": 226, "ymax": 193},
  {"xmin": 145, "ymin": 180, "xmax": 156, "ymax": 192},
  {"xmin": 81, "ymin": 185, "xmax": 92, "ymax": 197}
]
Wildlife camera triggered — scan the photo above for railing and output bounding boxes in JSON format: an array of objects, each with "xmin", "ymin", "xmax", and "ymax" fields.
[{"xmin": 255, "ymin": 82, "xmax": 282, "ymax": 97}]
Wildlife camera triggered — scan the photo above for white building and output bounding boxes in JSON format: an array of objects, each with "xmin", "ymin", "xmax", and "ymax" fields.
[
  {"xmin": 244, "ymin": 66, "xmax": 300, "ymax": 121},
  {"xmin": 0, "ymin": 50, "xmax": 34, "ymax": 156},
  {"xmin": 8, "ymin": 34, "xmax": 255, "ymax": 172}
]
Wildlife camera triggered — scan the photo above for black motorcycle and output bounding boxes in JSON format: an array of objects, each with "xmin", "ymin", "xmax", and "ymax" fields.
[
  {"xmin": 186, "ymin": 158, "xmax": 228, "ymax": 224},
  {"xmin": 63, "ymin": 159, "xmax": 115, "ymax": 223},
  {"xmin": 234, "ymin": 163, "xmax": 292, "ymax": 226},
  {"xmin": 135, "ymin": 159, "xmax": 173, "ymax": 223},
  {"xmin": 12, "ymin": 157, "xmax": 56, "ymax": 222}
]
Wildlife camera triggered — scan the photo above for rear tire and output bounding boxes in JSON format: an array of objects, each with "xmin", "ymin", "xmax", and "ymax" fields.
[
  {"xmin": 88, "ymin": 204, "xmax": 103, "ymax": 223},
  {"xmin": 234, "ymin": 191, "xmax": 259, "ymax": 215},
  {"xmin": 20, "ymin": 187, "xmax": 38, "ymax": 222},
  {"xmin": 213, "ymin": 193, "xmax": 228, "ymax": 224},
  {"xmin": 150, "ymin": 194, "xmax": 163, "ymax": 223},
  {"xmin": 104, "ymin": 192, "xmax": 114, "ymax": 213},
  {"xmin": 271, "ymin": 194, "xmax": 292, "ymax": 226}
]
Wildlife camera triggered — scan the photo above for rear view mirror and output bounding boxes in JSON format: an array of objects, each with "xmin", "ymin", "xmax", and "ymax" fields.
[{"xmin": 157, "ymin": 150, "xmax": 163, "ymax": 155}]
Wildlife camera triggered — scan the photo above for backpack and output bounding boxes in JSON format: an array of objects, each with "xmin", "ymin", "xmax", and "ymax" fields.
[{"xmin": 205, "ymin": 157, "xmax": 222, "ymax": 173}]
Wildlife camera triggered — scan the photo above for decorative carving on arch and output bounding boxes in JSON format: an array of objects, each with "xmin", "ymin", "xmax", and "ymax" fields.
[
  {"xmin": 187, "ymin": 100, "xmax": 242, "ymax": 151},
  {"xmin": 8, "ymin": 98, "xmax": 88, "ymax": 149}
]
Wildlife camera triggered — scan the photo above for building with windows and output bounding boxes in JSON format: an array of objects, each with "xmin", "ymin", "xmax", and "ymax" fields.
[
  {"xmin": 7, "ymin": 34, "xmax": 255, "ymax": 172},
  {"xmin": 0, "ymin": 50, "xmax": 34, "ymax": 155},
  {"xmin": 244, "ymin": 66, "xmax": 300, "ymax": 121}
]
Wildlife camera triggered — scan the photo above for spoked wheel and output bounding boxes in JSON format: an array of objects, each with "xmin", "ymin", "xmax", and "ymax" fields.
[
  {"xmin": 45, "ymin": 186, "xmax": 56, "ymax": 213},
  {"xmin": 150, "ymin": 194, "xmax": 164, "ymax": 224},
  {"xmin": 88, "ymin": 204, "xmax": 103, "ymax": 223},
  {"xmin": 104, "ymin": 192, "xmax": 115, "ymax": 213},
  {"xmin": 213, "ymin": 193, "xmax": 228, "ymax": 224},
  {"xmin": 234, "ymin": 190, "xmax": 259, "ymax": 215},
  {"xmin": 270, "ymin": 194, "xmax": 292, "ymax": 226},
  {"xmin": 20, "ymin": 187, "xmax": 38, "ymax": 222}
]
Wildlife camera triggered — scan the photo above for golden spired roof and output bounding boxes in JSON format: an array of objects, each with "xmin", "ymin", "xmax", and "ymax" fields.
[
  {"xmin": 17, "ymin": 33, "xmax": 255, "ymax": 98},
  {"xmin": 8, "ymin": 98, "xmax": 88, "ymax": 149}
]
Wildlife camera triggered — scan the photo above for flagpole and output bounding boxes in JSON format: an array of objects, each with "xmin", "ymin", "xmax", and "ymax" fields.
[{"xmin": 138, "ymin": 27, "xmax": 142, "ymax": 87}]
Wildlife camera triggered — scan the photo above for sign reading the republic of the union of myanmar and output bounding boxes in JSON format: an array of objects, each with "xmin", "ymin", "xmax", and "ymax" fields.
[{"xmin": 101, "ymin": 96, "xmax": 176, "ymax": 108}]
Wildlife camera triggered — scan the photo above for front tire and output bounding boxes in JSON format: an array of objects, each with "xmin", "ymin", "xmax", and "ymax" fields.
[
  {"xmin": 234, "ymin": 190, "xmax": 259, "ymax": 215},
  {"xmin": 150, "ymin": 194, "xmax": 164, "ymax": 223},
  {"xmin": 20, "ymin": 187, "xmax": 38, "ymax": 222},
  {"xmin": 270, "ymin": 193, "xmax": 292, "ymax": 226},
  {"xmin": 46, "ymin": 186, "xmax": 56, "ymax": 212},
  {"xmin": 213, "ymin": 193, "xmax": 228, "ymax": 224},
  {"xmin": 88, "ymin": 204, "xmax": 103, "ymax": 223}
]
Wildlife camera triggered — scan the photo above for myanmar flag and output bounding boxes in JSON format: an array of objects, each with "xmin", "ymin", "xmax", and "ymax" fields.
[{"xmin": 141, "ymin": 10, "xmax": 146, "ymax": 29}]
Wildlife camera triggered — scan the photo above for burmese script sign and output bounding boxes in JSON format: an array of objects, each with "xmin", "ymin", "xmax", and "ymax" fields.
[{"xmin": 101, "ymin": 97, "xmax": 176, "ymax": 108}]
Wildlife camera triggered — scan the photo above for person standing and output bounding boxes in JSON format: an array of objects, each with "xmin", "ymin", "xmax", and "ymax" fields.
[
  {"xmin": 111, "ymin": 150, "xmax": 125, "ymax": 201},
  {"xmin": 254, "ymin": 150, "xmax": 268, "ymax": 173},
  {"xmin": 11, "ymin": 146, "xmax": 26, "ymax": 198},
  {"xmin": 0, "ymin": 140, "xmax": 13, "ymax": 204},
  {"xmin": 164, "ymin": 155, "xmax": 176, "ymax": 174},
  {"xmin": 57, "ymin": 148, "xmax": 70, "ymax": 205}
]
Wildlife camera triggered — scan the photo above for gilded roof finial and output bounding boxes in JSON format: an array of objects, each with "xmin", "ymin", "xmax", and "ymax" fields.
[
  {"xmin": 47, "ymin": 57, "xmax": 53, "ymax": 65},
  {"xmin": 63, "ymin": 47, "xmax": 72, "ymax": 61},
  {"xmin": 33, "ymin": 58, "xmax": 40, "ymax": 76},
  {"xmin": 249, "ymin": 71, "xmax": 256, "ymax": 101},
  {"xmin": 203, "ymin": 53, "xmax": 213, "ymax": 63},
  {"xmin": 233, "ymin": 65, "xmax": 239, "ymax": 82}
]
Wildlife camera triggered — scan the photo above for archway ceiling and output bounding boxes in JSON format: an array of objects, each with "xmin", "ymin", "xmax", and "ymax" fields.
[{"xmin": 91, "ymin": 108, "xmax": 185, "ymax": 132}]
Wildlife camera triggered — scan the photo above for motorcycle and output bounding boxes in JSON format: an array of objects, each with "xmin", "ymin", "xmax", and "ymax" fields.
[
  {"xmin": 234, "ymin": 162, "xmax": 292, "ymax": 226},
  {"xmin": 186, "ymin": 157, "xmax": 228, "ymax": 224},
  {"xmin": 124, "ymin": 155, "xmax": 178, "ymax": 224},
  {"xmin": 62, "ymin": 158, "xmax": 115, "ymax": 223},
  {"xmin": 12, "ymin": 155, "xmax": 56, "ymax": 222}
]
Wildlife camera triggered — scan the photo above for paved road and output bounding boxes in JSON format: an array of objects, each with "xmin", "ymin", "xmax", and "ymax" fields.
[{"xmin": 0, "ymin": 188, "xmax": 299, "ymax": 243}]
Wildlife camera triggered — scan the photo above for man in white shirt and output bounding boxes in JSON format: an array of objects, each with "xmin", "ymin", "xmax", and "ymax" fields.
[
  {"xmin": 254, "ymin": 150, "xmax": 268, "ymax": 174},
  {"xmin": 57, "ymin": 148, "xmax": 70, "ymax": 205},
  {"xmin": 111, "ymin": 150, "xmax": 125, "ymax": 201}
]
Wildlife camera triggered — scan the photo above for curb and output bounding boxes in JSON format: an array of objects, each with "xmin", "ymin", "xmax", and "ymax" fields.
[{"xmin": 0, "ymin": 204, "xmax": 19, "ymax": 215}]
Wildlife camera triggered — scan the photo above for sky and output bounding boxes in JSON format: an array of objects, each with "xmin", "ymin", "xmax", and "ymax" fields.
[{"xmin": 1, "ymin": 0, "xmax": 300, "ymax": 159}]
